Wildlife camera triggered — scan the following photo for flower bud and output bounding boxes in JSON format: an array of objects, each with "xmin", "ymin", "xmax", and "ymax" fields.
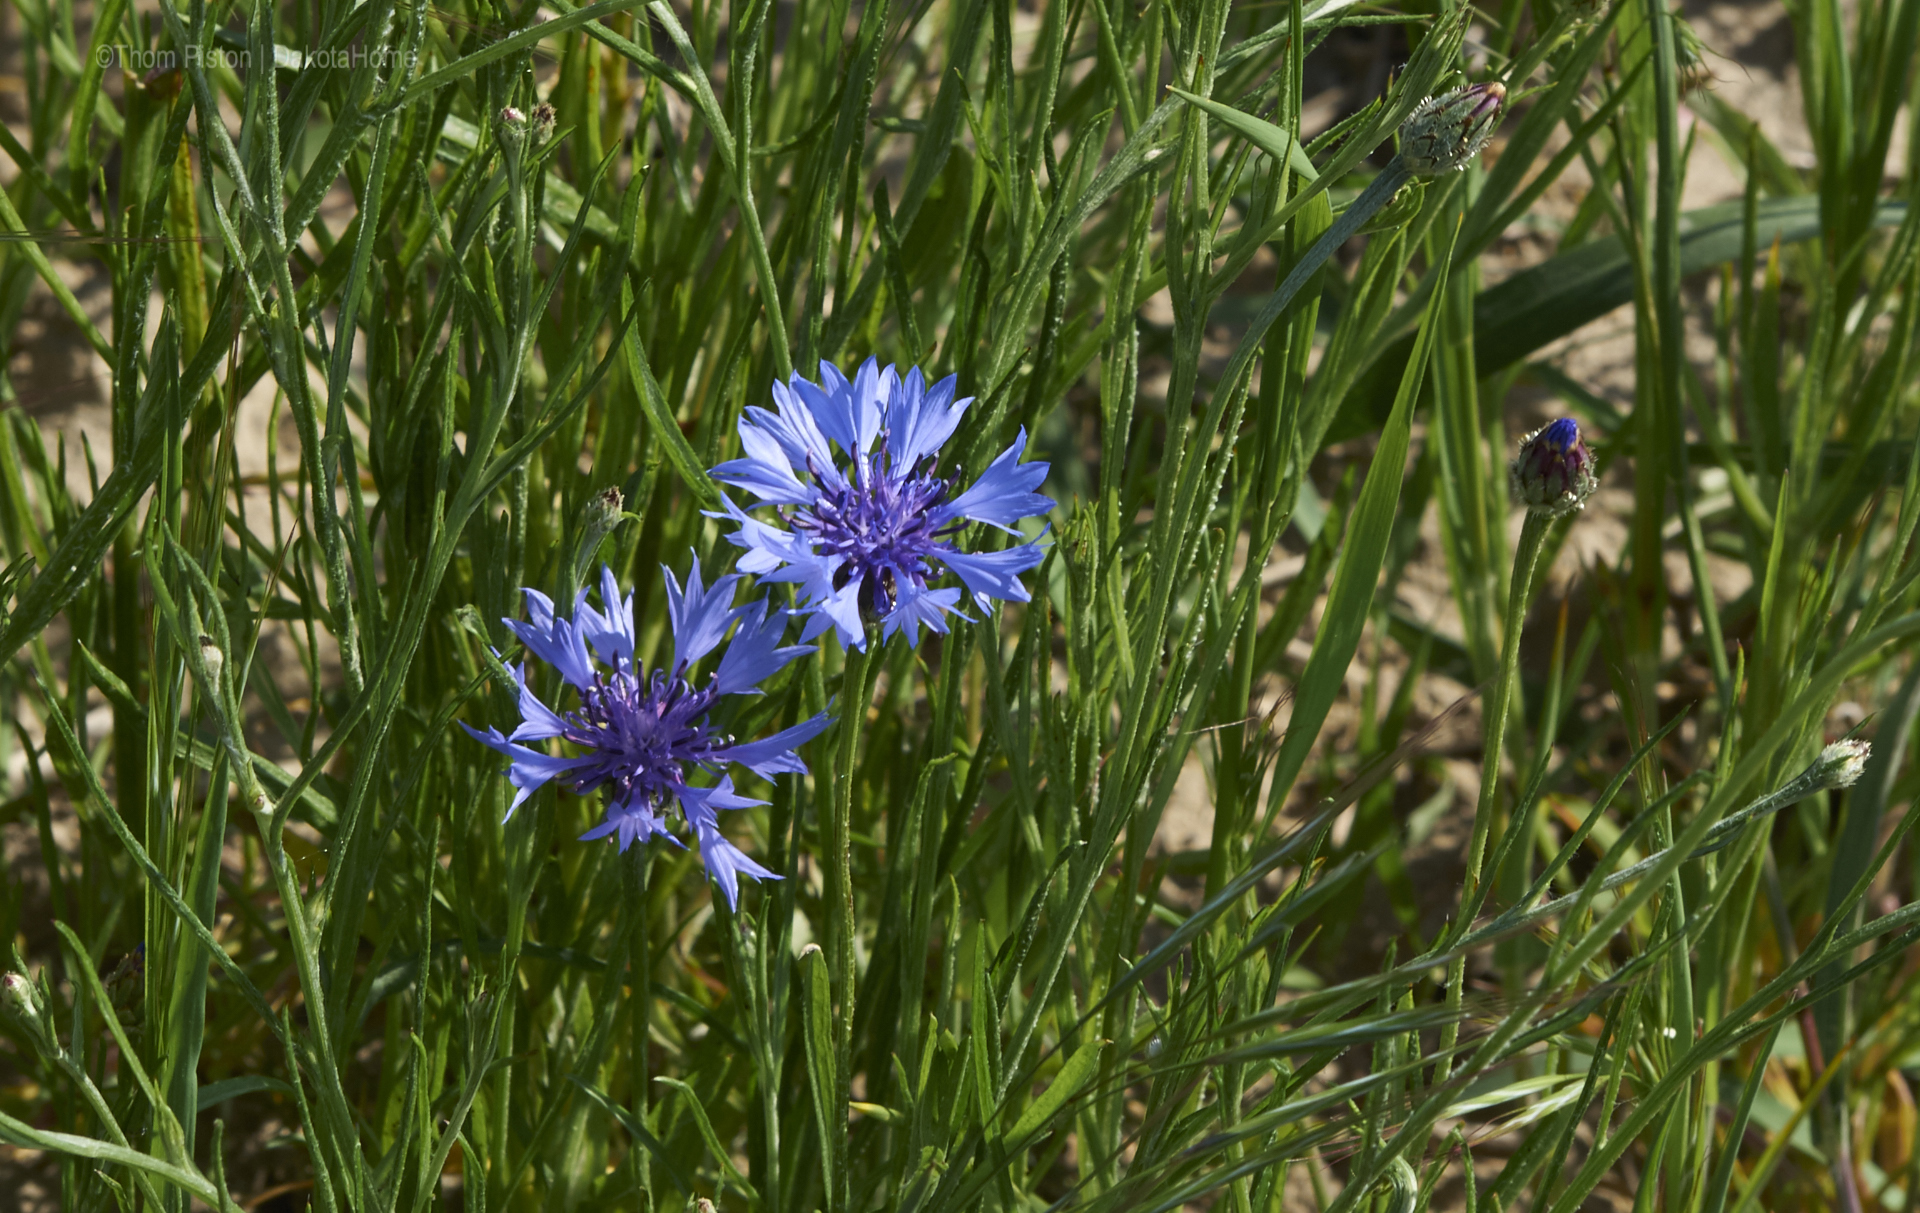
[
  {"xmin": 199, "ymin": 633, "xmax": 224, "ymax": 689},
  {"xmin": 3, "ymin": 971, "xmax": 36, "ymax": 1023},
  {"xmin": 583, "ymin": 486, "xmax": 624, "ymax": 545},
  {"xmin": 1811, "ymin": 739, "xmax": 1870, "ymax": 791},
  {"xmin": 573, "ymin": 487, "xmax": 627, "ymax": 581},
  {"xmin": 531, "ymin": 102, "xmax": 557, "ymax": 143},
  {"xmin": 1509, "ymin": 418, "xmax": 1597, "ymax": 516},
  {"xmin": 1399, "ymin": 82, "xmax": 1506, "ymax": 176},
  {"xmin": 2, "ymin": 969, "xmax": 52, "ymax": 1053},
  {"xmin": 499, "ymin": 105, "xmax": 526, "ymax": 128}
]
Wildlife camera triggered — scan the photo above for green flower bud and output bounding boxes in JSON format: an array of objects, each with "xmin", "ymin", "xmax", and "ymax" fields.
[
  {"xmin": 2, "ymin": 969, "xmax": 51, "ymax": 1054},
  {"xmin": 573, "ymin": 487, "xmax": 627, "ymax": 582},
  {"xmin": 1400, "ymin": 82, "xmax": 1506, "ymax": 176},
  {"xmin": 1811, "ymin": 739, "xmax": 1870, "ymax": 791},
  {"xmin": 584, "ymin": 486, "xmax": 624, "ymax": 544},
  {"xmin": 1509, "ymin": 418, "xmax": 1597, "ymax": 516},
  {"xmin": 199, "ymin": 633, "xmax": 224, "ymax": 689},
  {"xmin": 2, "ymin": 971, "xmax": 35, "ymax": 1023}
]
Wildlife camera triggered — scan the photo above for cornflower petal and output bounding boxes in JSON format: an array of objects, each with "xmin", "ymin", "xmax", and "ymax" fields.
[
  {"xmin": 859, "ymin": 359, "xmax": 893, "ymax": 457},
  {"xmin": 937, "ymin": 544, "xmax": 1047, "ymax": 612},
  {"xmin": 504, "ymin": 663, "xmax": 571, "ymax": 742},
  {"xmin": 712, "ymin": 423, "xmax": 814, "ymax": 506},
  {"xmin": 712, "ymin": 499, "xmax": 816, "ymax": 575},
  {"xmin": 883, "ymin": 583, "xmax": 964, "ymax": 647},
  {"xmin": 579, "ymin": 794, "xmax": 681, "ymax": 852},
  {"xmin": 680, "ymin": 775, "xmax": 769, "ymax": 814},
  {"xmin": 713, "ymin": 598, "xmax": 814, "ymax": 697},
  {"xmin": 797, "ymin": 580, "xmax": 867, "ymax": 649},
  {"xmin": 461, "ymin": 723, "xmax": 594, "ymax": 819},
  {"xmin": 665, "ymin": 554, "xmax": 742, "ymax": 672},
  {"xmin": 678, "ymin": 777, "xmax": 779, "ymax": 911},
  {"xmin": 600, "ymin": 565, "xmax": 637, "ymax": 664},
  {"xmin": 745, "ymin": 528, "xmax": 843, "ymax": 601},
  {"xmin": 503, "ymin": 590, "xmax": 596, "ymax": 689},
  {"xmin": 571, "ymin": 590, "xmax": 612, "ymax": 659},
  {"xmin": 523, "ymin": 587, "xmax": 559, "ymax": 633},
  {"xmin": 721, "ymin": 712, "xmax": 835, "ymax": 778},
  {"xmin": 885, "ymin": 367, "xmax": 969, "ymax": 469},
  {"xmin": 935, "ymin": 428, "xmax": 1055, "ymax": 533},
  {"xmin": 765, "ymin": 383, "xmax": 847, "ymax": 492},
  {"xmin": 573, "ymin": 567, "xmax": 637, "ymax": 668},
  {"xmin": 698, "ymin": 835, "xmax": 780, "ymax": 912},
  {"xmin": 795, "ymin": 367, "xmax": 858, "ymax": 456}
]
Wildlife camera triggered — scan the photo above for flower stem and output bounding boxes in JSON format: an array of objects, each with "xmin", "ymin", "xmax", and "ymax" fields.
[
  {"xmin": 1463, "ymin": 509, "xmax": 1553, "ymax": 906},
  {"xmin": 1200, "ymin": 159, "xmax": 1412, "ymax": 432},
  {"xmin": 825, "ymin": 635, "xmax": 876, "ymax": 1213},
  {"xmin": 1269, "ymin": 159, "xmax": 1412, "ymax": 318},
  {"xmin": 1437, "ymin": 508, "xmax": 1551, "ymax": 1076}
]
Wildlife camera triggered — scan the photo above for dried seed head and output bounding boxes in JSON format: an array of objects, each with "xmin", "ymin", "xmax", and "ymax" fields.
[
  {"xmin": 1400, "ymin": 82, "xmax": 1507, "ymax": 176},
  {"xmin": 532, "ymin": 102, "xmax": 558, "ymax": 142},
  {"xmin": 1675, "ymin": 19, "xmax": 1715, "ymax": 95},
  {"xmin": 1510, "ymin": 418, "xmax": 1598, "ymax": 516}
]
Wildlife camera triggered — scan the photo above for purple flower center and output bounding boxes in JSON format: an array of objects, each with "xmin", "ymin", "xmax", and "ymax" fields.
[
  {"xmin": 560, "ymin": 669, "xmax": 726, "ymax": 805},
  {"xmin": 790, "ymin": 453, "xmax": 954, "ymax": 614}
]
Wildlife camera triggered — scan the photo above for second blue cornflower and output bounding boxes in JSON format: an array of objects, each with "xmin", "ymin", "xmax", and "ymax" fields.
[{"xmin": 463, "ymin": 559, "xmax": 830, "ymax": 910}]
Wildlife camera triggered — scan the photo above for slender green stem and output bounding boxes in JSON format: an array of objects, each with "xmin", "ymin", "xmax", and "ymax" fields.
[
  {"xmin": 1463, "ymin": 508, "xmax": 1552, "ymax": 907},
  {"xmin": 826, "ymin": 635, "xmax": 875, "ymax": 1213},
  {"xmin": 1437, "ymin": 507, "xmax": 1550, "ymax": 1078},
  {"xmin": 1204, "ymin": 158, "xmax": 1415, "ymax": 423}
]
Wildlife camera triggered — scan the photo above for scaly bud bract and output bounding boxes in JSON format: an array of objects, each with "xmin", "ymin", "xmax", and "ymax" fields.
[{"xmin": 1400, "ymin": 82, "xmax": 1507, "ymax": 176}]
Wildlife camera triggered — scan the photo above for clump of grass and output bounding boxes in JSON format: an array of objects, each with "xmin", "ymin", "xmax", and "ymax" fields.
[{"xmin": 0, "ymin": 0, "xmax": 1917, "ymax": 1208}]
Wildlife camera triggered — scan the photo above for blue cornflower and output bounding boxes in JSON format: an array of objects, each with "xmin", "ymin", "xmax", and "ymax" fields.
[
  {"xmin": 711, "ymin": 357, "xmax": 1054, "ymax": 649},
  {"xmin": 462, "ymin": 560, "xmax": 831, "ymax": 910}
]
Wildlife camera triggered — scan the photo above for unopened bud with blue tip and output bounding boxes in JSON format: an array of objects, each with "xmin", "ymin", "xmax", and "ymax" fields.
[
  {"xmin": 1510, "ymin": 418, "xmax": 1597, "ymax": 516},
  {"xmin": 1400, "ymin": 82, "xmax": 1507, "ymax": 176}
]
